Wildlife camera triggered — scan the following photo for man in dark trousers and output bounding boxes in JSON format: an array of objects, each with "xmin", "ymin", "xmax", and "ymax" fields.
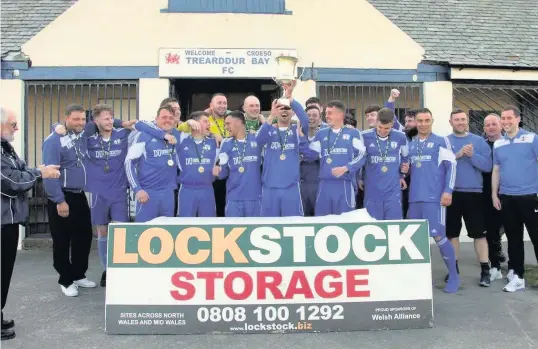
[
  {"xmin": 1, "ymin": 107, "xmax": 60, "ymax": 341},
  {"xmin": 42, "ymin": 104, "xmax": 97, "ymax": 297}
]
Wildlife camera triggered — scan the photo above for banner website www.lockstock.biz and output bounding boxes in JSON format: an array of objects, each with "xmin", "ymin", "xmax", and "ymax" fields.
[{"xmin": 105, "ymin": 219, "xmax": 433, "ymax": 334}]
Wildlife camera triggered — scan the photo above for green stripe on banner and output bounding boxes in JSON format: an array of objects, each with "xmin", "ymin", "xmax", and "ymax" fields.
[{"xmin": 107, "ymin": 221, "xmax": 430, "ymax": 268}]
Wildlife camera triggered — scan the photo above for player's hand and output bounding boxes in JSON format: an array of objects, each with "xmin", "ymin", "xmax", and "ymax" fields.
[
  {"xmin": 358, "ymin": 180, "xmax": 365, "ymax": 191},
  {"xmin": 212, "ymin": 166, "xmax": 221, "ymax": 177},
  {"xmin": 440, "ymin": 192, "xmax": 452, "ymax": 207},
  {"xmin": 332, "ymin": 166, "xmax": 348, "ymax": 178},
  {"xmin": 282, "ymin": 80, "xmax": 296, "ymax": 99},
  {"xmin": 270, "ymin": 99, "xmax": 287, "ymax": 119},
  {"xmin": 492, "ymin": 195, "xmax": 502, "ymax": 210},
  {"xmin": 39, "ymin": 164, "xmax": 61, "ymax": 179},
  {"xmin": 400, "ymin": 162, "xmax": 409, "ymax": 174},
  {"xmin": 57, "ymin": 202, "xmax": 69, "ymax": 217},
  {"xmin": 136, "ymin": 190, "xmax": 149, "ymax": 204},
  {"xmin": 186, "ymin": 119, "xmax": 201, "ymax": 132},
  {"xmin": 164, "ymin": 133, "xmax": 177, "ymax": 145},
  {"xmin": 54, "ymin": 125, "xmax": 67, "ymax": 135},
  {"xmin": 400, "ymin": 178, "xmax": 408, "ymax": 190},
  {"xmin": 122, "ymin": 120, "xmax": 137, "ymax": 129},
  {"xmin": 462, "ymin": 144, "xmax": 474, "ymax": 157},
  {"xmin": 388, "ymin": 89, "xmax": 400, "ymax": 102},
  {"xmin": 296, "ymin": 120, "xmax": 304, "ymax": 137}
]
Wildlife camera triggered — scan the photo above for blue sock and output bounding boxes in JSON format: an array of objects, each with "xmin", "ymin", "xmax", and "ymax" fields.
[
  {"xmin": 98, "ymin": 236, "xmax": 108, "ymax": 270},
  {"xmin": 437, "ymin": 237, "xmax": 459, "ymax": 293}
]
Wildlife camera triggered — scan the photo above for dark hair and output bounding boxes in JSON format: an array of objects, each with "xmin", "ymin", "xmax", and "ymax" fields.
[
  {"xmin": 414, "ymin": 108, "xmax": 433, "ymax": 117},
  {"xmin": 156, "ymin": 105, "xmax": 175, "ymax": 117},
  {"xmin": 92, "ymin": 103, "xmax": 114, "ymax": 118},
  {"xmin": 65, "ymin": 104, "xmax": 85, "ymax": 116},
  {"xmin": 326, "ymin": 100, "xmax": 346, "ymax": 113},
  {"xmin": 305, "ymin": 97, "xmax": 321, "ymax": 106},
  {"xmin": 377, "ymin": 108, "xmax": 394, "ymax": 124},
  {"xmin": 188, "ymin": 111, "xmax": 209, "ymax": 121},
  {"xmin": 450, "ymin": 108, "xmax": 466, "ymax": 118},
  {"xmin": 211, "ymin": 93, "xmax": 227, "ymax": 102},
  {"xmin": 344, "ymin": 113, "xmax": 357, "ymax": 127},
  {"xmin": 305, "ymin": 105, "xmax": 321, "ymax": 113},
  {"xmin": 365, "ymin": 105, "xmax": 381, "ymax": 115},
  {"xmin": 226, "ymin": 110, "xmax": 245, "ymax": 124},
  {"xmin": 160, "ymin": 97, "xmax": 179, "ymax": 108},
  {"xmin": 503, "ymin": 105, "xmax": 521, "ymax": 117},
  {"xmin": 405, "ymin": 109, "xmax": 417, "ymax": 118}
]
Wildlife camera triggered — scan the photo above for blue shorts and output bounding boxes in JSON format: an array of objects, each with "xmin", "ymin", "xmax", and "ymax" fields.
[
  {"xmin": 135, "ymin": 189, "xmax": 175, "ymax": 222},
  {"xmin": 178, "ymin": 185, "xmax": 216, "ymax": 217},
  {"xmin": 90, "ymin": 192, "xmax": 128, "ymax": 225},
  {"xmin": 365, "ymin": 197, "xmax": 403, "ymax": 220},
  {"xmin": 261, "ymin": 184, "xmax": 304, "ymax": 217},
  {"xmin": 315, "ymin": 180, "xmax": 355, "ymax": 216},
  {"xmin": 407, "ymin": 202, "xmax": 446, "ymax": 237},
  {"xmin": 225, "ymin": 200, "xmax": 262, "ymax": 217}
]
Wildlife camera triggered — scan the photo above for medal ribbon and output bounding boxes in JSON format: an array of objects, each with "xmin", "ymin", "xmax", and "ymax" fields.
[
  {"xmin": 164, "ymin": 139, "xmax": 175, "ymax": 163},
  {"xmin": 69, "ymin": 132, "xmax": 83, "ymax": 165},
  {"xmin": 99, "ymin": 136, "xmax": 111, "ymax": 171},
  {"xmin": 233, "ymin": 138, "xmax": 248, "ymax": 166},
  {"xmin": 374, "ymin": 133, "xmax": 390, "ymax": 166},
  {"xmin": 416, "ymin": 135, "xmax": 429, "ymax": 163},
  {"xmin": 211, "ymin": 116, "xmax": 228, "ymax": 138},
  {"xmin": 192, "ymin": 137, "xmax": 207, "ymax": 166},
  {"xmin": 326, "ymin": 128, "xmax": 343, "ymax": 159},
  {"xmin": 277, "ymin": 127, "xmax": 291, "ymax": 156}
]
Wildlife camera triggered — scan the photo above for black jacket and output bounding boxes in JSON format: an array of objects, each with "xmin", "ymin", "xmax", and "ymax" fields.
[{"xmin": 1, "ymin": 139, "xmax": 41, "ymax": 226}]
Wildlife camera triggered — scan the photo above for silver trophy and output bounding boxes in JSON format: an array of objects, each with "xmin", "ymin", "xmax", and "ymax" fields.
[{"xmin": 273, "ymin": 52, "xmax": 303, "ymax": 108}]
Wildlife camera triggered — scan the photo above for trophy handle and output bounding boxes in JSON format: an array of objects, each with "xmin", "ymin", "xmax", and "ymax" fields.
[{"xmin": 296, "ymin": 56, "xmax": 305, "ymax": 81}]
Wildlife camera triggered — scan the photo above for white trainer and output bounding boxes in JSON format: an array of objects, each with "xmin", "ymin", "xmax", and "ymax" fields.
[
  {"xmin": 506, "ymin": 269, "xmax": 515, "ymax": 283},
  {"xmin": 74, "ymin": 278, "xmax": 97, "ymax": 288},
  {"xmin": 490, "ymin": 268, "xmax": 503, "ymax": 281},
  {"xmin": 61, "ymin": 284, "xmax": 79, "ymax": 297},
  {"xmin": 503, "ymin": 275, "xmax": 525, "ymax": 292}
]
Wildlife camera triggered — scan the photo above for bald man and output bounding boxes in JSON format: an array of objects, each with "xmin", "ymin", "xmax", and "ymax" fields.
[
  {"xmin": 482, "ymin": 113, "xmax": 506, "ymax": 280},
  {"xmin": 243, "ymin": 95, "xmax": 266, "ymax": 132}
]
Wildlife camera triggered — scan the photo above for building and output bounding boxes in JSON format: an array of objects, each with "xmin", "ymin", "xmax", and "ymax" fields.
[{"xmin": 1, "ymin": 0, "xmax": 537, "ymax": 241}]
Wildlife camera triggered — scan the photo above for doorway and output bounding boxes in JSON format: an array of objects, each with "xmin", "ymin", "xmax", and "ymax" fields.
[{"xmin": 170, "ymin": 78, "xmax": 281, "ymax": 120}]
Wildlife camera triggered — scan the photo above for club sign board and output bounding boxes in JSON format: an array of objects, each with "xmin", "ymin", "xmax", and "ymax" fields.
[{"xmin": 105, "ymin": 217, "xmax": 433, "ymax": 334}]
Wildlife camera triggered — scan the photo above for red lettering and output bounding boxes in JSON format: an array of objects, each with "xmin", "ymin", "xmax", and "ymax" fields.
[
  {"xmin": 346, "ymin": 269, "xmax": 370, "ymax": 297},
  {"xmin": 285, "ymin": 271, "xmax": 314, "ymax": 299},
  {"xmin": 170, "ymin": 272, "xmax": 195, "ymax": 301},
  {"xmin": 224, "ymin": 271, "xmax": 253, "ymax": 300},
  {"xmin": 257, "ymin": 271, "xmax": 284, "ymax": 299},
  {"xmin": 197, "ymin": 272, "xmax": 223, "ymax": 300},
  {"xmin": 314, "ymin": 269, "xmax": 343, "ymax": 298}
]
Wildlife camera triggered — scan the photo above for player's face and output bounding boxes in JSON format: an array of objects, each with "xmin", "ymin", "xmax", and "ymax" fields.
[
  {"xmin": 500, "ymin": 110, "xmax": 520, "ymax": 134},
  {"xmin": 307, "ymin": 109, "xmax": 321, "ymax": 128},
  {"xmin": 325, "ymin": 107, "xmax": 343, "ymax": 127},
  {"xmin": 484, "ymin": 116, "xmax": 501, "ymax": 138},
  {"xmin": 211, "ymin": 96, "xmax": 228, "ymax": 117},
  {"xmin": 243, "ymin": 98, "xmax": 260, "ymax": 118},
  {"xmin": 198, "ymin": 115, "xmax": 211, "ymax": 136},
  {"xmin": 366, "ymin": 111, "xmax": 378, "ymax": 128},
  {"xmin": 277, "ymin": 106, "xmax": 292, "ymax": 123},
  {"xmin": 167, "ymin": 102, "xmax": 181, "ymax": 124},
  {"xmin": 65, "ymin": 111, "xmax": 86, "ymax": 134},
  {"xmin": 155, "ymin": 109, "xmax": 175, "ymax": 132},
  {"xmin": 376, "ymin": 121, "xmax": 393, "ymax": 138},
  {"xmin": 224, "ymin": 115, "xmax": 241, "ymax": 136},
  {"xmin": 415, "ymin": 112, "xmax": 433, "ymax": 136},
  {"xmin": 449, "ymin": 112, "xmax": 468, "ymax": 135},
  {"xmin": 95, "ymin": 111, "xmax": 114, "ymax": 132},
  {"xmin": 404, "ymin": 116, "xmax": 416, "ymax": 131}
]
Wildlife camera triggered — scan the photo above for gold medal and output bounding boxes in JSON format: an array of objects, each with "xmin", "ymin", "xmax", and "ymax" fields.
[
  {"xmin": 198, "ymin": 166, "xmax": 205, "ymax": 173},
  {"xmin": 416, "ymin": 162, "xmax": 422, "ymax": 168},
  {"xmin": 238, "ymin": 166, "xmax": 245, "ymax": 173},
  {"xmin": 280, "ymin": 154, "xmax": 286, "ymax": 160},
  {"xmin": 167, "ymin": 159, "xmax": 174, "ymax": 167},
  {"xmin": 326, "ymin": 158, "xmax": 332, "ymax": 164},
  {"xmin": 381, "ymin": 165, "xmax": 388, "ymax": 173}
]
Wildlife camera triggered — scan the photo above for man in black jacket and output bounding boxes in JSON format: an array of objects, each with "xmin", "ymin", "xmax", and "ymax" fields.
[{"xmin": 1, "ymin": 107, "xmax": 60, "ymax": 341}]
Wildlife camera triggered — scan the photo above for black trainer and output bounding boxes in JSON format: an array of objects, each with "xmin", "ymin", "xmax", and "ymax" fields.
[
  {"xmin": 1, "ymin": 320, "xmax": 14, "ymax": 330},
  {"xmin": 100, "ymin": 270, "xmax": 106, "ymax": 287},
  {"xmin": 1, "ymin": 329, "xmax": 15, "ymax": 341},
  {"xmin": 479, "ymin": 272, "xmax": 491, "ymax": 287}
]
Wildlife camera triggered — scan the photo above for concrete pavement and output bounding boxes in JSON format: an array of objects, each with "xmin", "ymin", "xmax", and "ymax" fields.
[{"xmin": 2, "ymin": 242, "xmax": 538, "ymax": 349}]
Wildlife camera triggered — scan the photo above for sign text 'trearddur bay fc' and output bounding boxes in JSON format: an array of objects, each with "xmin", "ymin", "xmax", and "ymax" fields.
[{"xmin": 105, "ymin": 215, "xmax": 433, "ymax": 334}]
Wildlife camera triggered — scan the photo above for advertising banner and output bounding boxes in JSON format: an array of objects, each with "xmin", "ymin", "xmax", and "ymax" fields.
[{"xmin": 105, "ymin": 216, "xmax": 433, "ymax": 334}]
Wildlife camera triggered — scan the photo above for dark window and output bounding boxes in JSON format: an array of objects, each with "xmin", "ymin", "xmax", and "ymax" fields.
[{"xmin": 164, "ymin": 0, "xmax": 289, "ymax": 14}]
